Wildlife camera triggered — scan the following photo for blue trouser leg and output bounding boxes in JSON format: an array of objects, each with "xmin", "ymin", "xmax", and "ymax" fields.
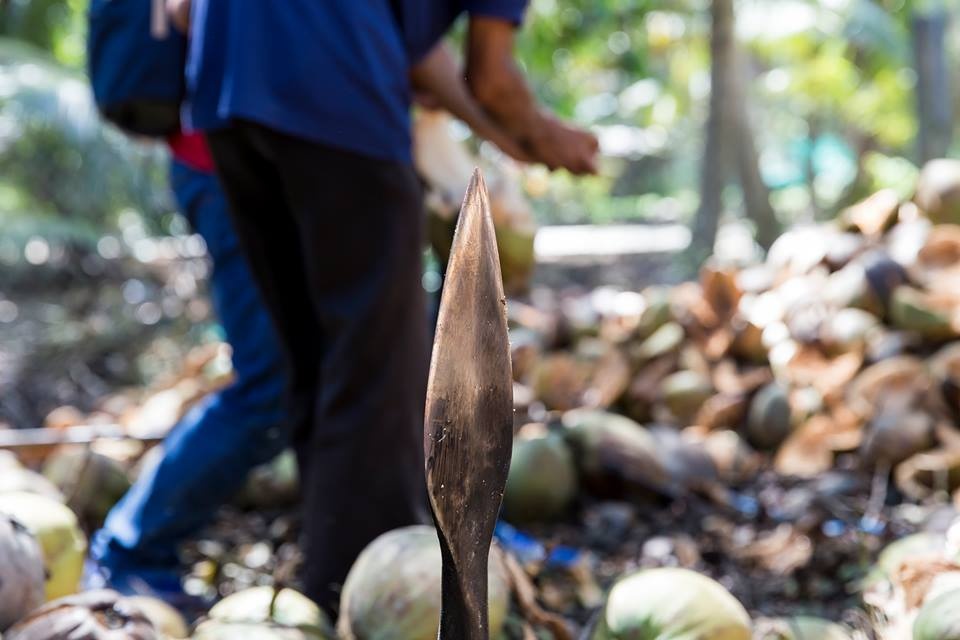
[{"xmin": 91, "ymin": 160, "xmax": 290, "ymax": 572}]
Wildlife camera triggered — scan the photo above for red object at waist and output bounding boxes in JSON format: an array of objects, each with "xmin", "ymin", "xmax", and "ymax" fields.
[{"xmin": 167, "ymin": 131, "xmax": 216, "ymax": 174}]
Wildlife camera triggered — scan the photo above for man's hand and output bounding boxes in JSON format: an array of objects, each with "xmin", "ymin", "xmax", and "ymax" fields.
[
  {"xmin": 166, "ymin": 0, "xmax": 190, "ymax": 34},
  {"xmin": 465, "ymin": 17, "xmax": 599, "ymax": 175}
]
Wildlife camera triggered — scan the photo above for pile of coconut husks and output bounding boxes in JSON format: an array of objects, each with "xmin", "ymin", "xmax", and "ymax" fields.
[{"xmin": 2, "ymin": 161, "xmax": 960, "ymax": 639}]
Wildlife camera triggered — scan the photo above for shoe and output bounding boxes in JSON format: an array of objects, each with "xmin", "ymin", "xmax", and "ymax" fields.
[{"xmin": 82, "ymin": 558, "xmax": 210, "ymax": 619}]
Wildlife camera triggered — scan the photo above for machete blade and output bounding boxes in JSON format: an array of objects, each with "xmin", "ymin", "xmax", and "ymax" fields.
[{"xmin": 424, "ymin": 168, "xmax": 513, "ymax": 640}]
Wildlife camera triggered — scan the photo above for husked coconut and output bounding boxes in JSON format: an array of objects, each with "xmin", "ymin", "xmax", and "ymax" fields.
[
  {"xmin": 0, "ymin": 491, "xmax": 87, "ymax": 600},
  {"xmin": 338, "ymin": 525, "xmax": 510, "ymax": 640},
  {"xmin": 756, "ymin": 616, "xmax": 851, "ymax": 639},
  {"xmin": 6, "ymin": 590, "xmax": 157, "ymax": 639},
  {"xmin": 0, "ymin": 515, "xmax": 45, "ymax": 631},
  {"xmin": 590, "ymin": 567, "xmax": 751, "ymax": 640},
  {"xmin": 193, "ymin": 586, "xmax": 332, "ymax": 639},
  {"xmin": 913, "ymin": 587, "xmax": 960, "ymax": 640}
]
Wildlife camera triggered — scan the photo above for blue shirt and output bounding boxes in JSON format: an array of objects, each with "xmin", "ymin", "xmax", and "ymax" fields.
[{"xmin": 186, "ymin": 0, "xmax": 526, "ymax": 163}]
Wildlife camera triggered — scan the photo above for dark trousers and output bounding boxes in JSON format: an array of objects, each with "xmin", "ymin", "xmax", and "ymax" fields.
[{"xmin": 207, "ymin": 123, "xmax": 430, "ymax": 612}]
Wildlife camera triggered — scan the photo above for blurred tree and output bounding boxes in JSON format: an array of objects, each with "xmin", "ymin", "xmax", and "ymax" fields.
[
  {"xmin": 0, "ymin": 0, "xmax": 85, "ymax": 67},
  {"xmin": 911, "ymin": 0, "xmax": 952, "ymax": 163},
  {"xmin": 692, "ymin": 0, "xmax": 733, "ymax": 261},
  {"xmin": 693, "ymin": 0, "xmax": 777, "ymax": 259}
]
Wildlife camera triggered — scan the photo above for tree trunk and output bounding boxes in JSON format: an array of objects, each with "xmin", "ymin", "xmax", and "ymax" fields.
[
  {"xmin": 913, "ymin": 7, "xmax": 952, "ymax": 163},
  {"xmin": 731, "ymin": 54, "xmax": 778, "ymax": 249},
  {"xmin": 692, "ymin": 0, "xmax": 735, "ymax": 263}
]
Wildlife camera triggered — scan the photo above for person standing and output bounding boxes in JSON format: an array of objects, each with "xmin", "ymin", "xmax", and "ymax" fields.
[
  {"xmin": 187, "ymin": 0, "xmax": 598, "ymax": 613},
  {"xmin": 86, "ymin": 128, "xmax": 292, "ymax": 604}
]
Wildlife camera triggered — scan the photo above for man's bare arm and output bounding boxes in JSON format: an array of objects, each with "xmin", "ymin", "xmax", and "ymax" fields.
[
  {"xmin": 466, "ymin": 16, "xmax": 598, "ymax": 175},
  {"xmin": 409, "ymin": 44, "xmax": 532, "ymax": 162}
]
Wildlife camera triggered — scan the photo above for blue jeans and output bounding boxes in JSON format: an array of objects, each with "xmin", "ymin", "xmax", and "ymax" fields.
[{"xmin": 91, "ymin": 160, "xmax": 290, "ymax": 572}]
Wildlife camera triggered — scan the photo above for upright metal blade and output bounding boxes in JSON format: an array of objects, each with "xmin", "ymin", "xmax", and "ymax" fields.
[{"xmin": 424, "ymin": 169, "xmax": 513, "ymax": 640}]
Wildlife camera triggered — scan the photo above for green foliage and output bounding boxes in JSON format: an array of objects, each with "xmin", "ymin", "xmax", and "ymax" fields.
[
  {"xmin": 0, "ymin": 0, "xmax": 952, "ymax": 228},
  {"xmin": 0, "ymin": 38, "xmax": 171, "ymax": 254}
]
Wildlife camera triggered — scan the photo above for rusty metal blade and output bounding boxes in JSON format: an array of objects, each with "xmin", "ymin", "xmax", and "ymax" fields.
[{"xmin": 424, "ymin": 168, "xmax": 513, "ymax": 640}]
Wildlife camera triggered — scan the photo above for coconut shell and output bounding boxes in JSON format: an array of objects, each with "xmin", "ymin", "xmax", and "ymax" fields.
[
  {"xmin": 896, "ymin": 450, "xmax": 960, "ymax": 502},
  {"xmin": 848, "ymin": 356, "xmax": 930, "ymax": 420},
  {"xmin": 590, "ymin": 567, "xmax": 751, "ymax": 640},
  {"xmin": 916, "ymin": 159, "xmax": 960, "ymax": 225},
  {"xmin": 338, "ymin": 525, "xmax": 510, "ymax": 640},
  {"xmin": 0, "ymin": 515, "xmax": 45, "ymax": 631},
  {"xmin": 126, "ymin": 596, "xmax": 189, "ymax": 639},
  {"xmin": 502, "ymin": 426, "xmax": 577, "ymax": 524},
  {"xmin": 930, "ymin": 342, "xmax": 960, "ymax": 418},
  {"xmin": 913, "ymin": 224, "xmax": 960, "ymax": 289},
  {"xmin": 841, "ymin": 188, "xmax": 900, "ymax": 237},
  {"xmin": 859, "ymin": 410, "xmax": 934, "ymax": 468},
  {"xmin": 861, "ymin": 249, "xmax": 910, "ymax": 314},
  {"xmin": 746, "ymin": 383, "xmax": 793, "ymax": 451},
  {"xmin": 756, "ymin": 616, "xmax": 851, "ymax": 640},
  {"xmin": 43, "ymin": 447, "xmax": 131, "ymax": 525},
  {"xmin": 0, "ymin": 491, "xmax": 87, "ymax": 600},
  {"xmin": 913, "ymin": 587, "xmax": 960, "ymax": 640},
  {"xmin": 192, "ymin": 621, "xmax": 326, "ymax": 639},
  {"xmin": 201, "ymin": 586, "xmax": 331, "ymax": 639},
  {"xmin": 6, "ymin": 590, "xmax": 158, "ymax": 640},
  {"xmin": 866, "ymin": 532, "xmax": 948, "ymax": 588}
]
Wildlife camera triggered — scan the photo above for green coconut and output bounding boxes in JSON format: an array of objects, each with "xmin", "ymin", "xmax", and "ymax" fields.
[
  {"xmin": 238, "ymin": 450, "xmax": 300, "ymax": 509},
  {"xmin": 0, "ymin": 492, "xmax": 87, "ymax": 600},
  {"xmin": 636, "ymin": 290, "xmax": 673, "ymax": 340},
  {"xmin": 192, "ymin": 587, "xmax": 332, "ymax": 640},
  {"xmin": 338, "ymin": 525, "xmax": 510, "ymax": 640},
  {"xmin": 633, "ymin": 322, "xmax": 685, "ymax": 362},
  {"xmin": 890, "ymin": 286, "xmax": 957, "ymax": 339},
  {"xmin": 42, "ymin": 447, "xmax": 131, "ymax": 525},
  {"xmin": 914, "ymin": 587, "xmax": 960, "ymax": 640},
  {"xmin": 502, "ymin": 426, "xmax": 578, "ymax": 524},
  {"xmin": 126, "ymin": 596, "xmax": 189, "ymax": 639},
  {"xmin": 746, "ymin": 383, "xmax": 793, "ymax": 451},
  {"xmin": 590, "ymin": 567, "xmax": 751, "ymax": 640},
  {"xmin": 758, "ymin": 616, "xmax": 851, "ymax": 640},
  {"xmin": 660, "ymin": 371, "xmax": 714, "ymax": 424},
  {"xmin": 0, "ymin": 464, "xmax": 64, "ymax": 501},
  {"xmin": 427, "ymin": 210, "xmax": 535, "ymax": 297},
  {"xmin": 0, "ymin": 515, "xmax": 45, "ymax": 630},
  {"xmin": 561, "ymin": 409, "xmax": 669, "ymax": 497},
  {"xmin": 915, "ymin": 159, "xmax": 960, "ymax": 225}
]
